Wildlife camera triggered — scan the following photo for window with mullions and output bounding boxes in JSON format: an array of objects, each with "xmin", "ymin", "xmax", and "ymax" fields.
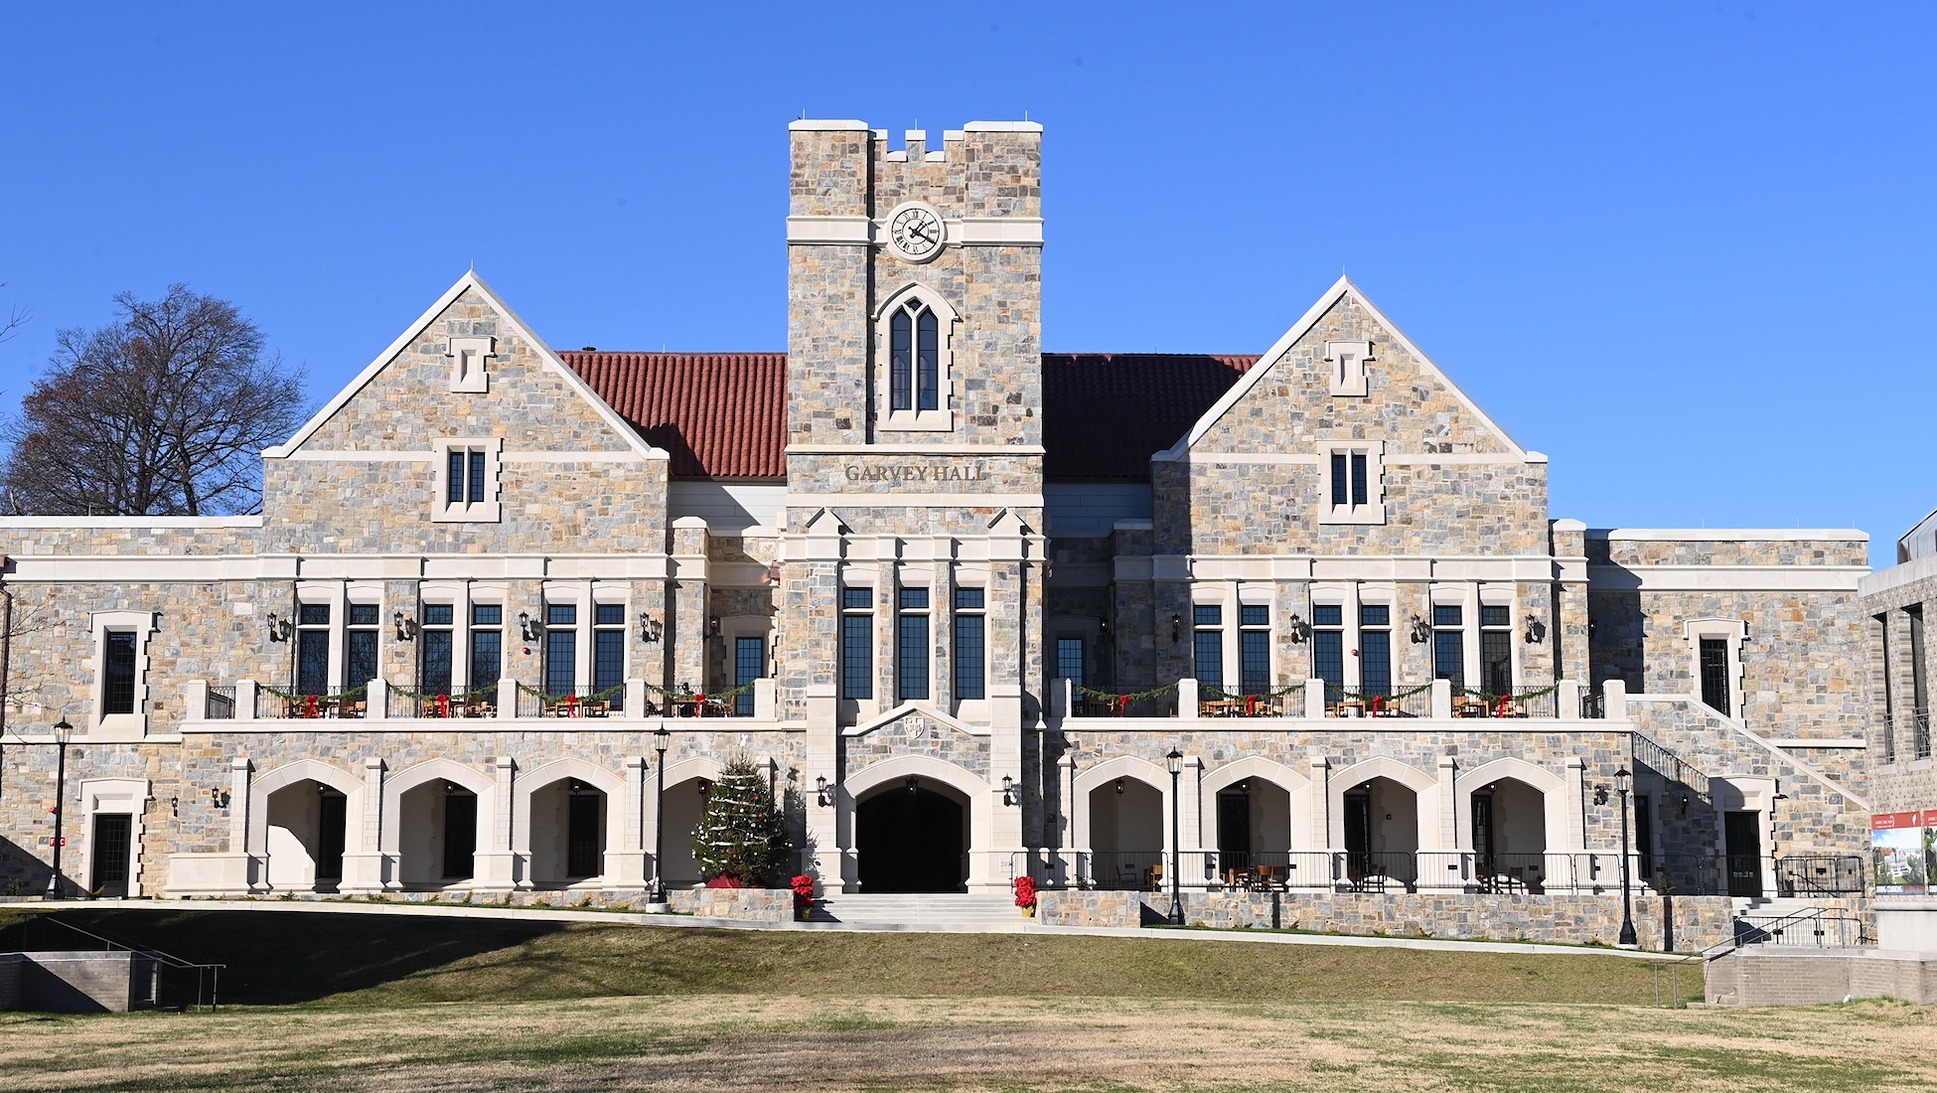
[
  {"xmin": 446, "ymin": 449, "xmax": 487, "ymax": 506},
  {"xmin": 470, "ymin": 604, "xmax": 502, "ymax": 691},
  {"xmin": 954, "ymin": 588, "xmax": 985, "ymax": 701},
  {"xmin": 296, "ymin": 603, "xmax": 331, "ymax": 695},
  {"xmin": 1330, "ymin": 451, "xmax": 1368, "ymax": 510},
  {"xmin": 734, "ymin": 635, "xmax": 763, "ymax": 716},
  {"xmin": 1056, "ymin": 637, "xmax": 1085, "ymax": 686},
  {"xmin": 1359, "ymin": 605, "xmax": 1391, "ymax": 698},
  {"xmin": 103, "ymin": 631, "xmax": 137, "ymax": 715},
  {"xmin": 1876, "ymin": 615, "xmax": 1895, "ymax": 762},
  {"xmin": 594, "ymin": 604, "xmax": 626, "ymax": 710},
  {"xmin": 842, "ymin": 588, "xmax": 873, "ymax": 700},
  {"xmin": 1239, "ymin": 605, "xmax": 1271, "ymax": 693},
  {"xmin": 1312, "ymin": 605, "xmax": 1344, "ymax": 701},
  {"xmin": 1193, "ymin": 605, "xmax": 1224, "ymax": 689},
  {"xmin": 1698, "ymin": 638, "xmax": 1730, "ymax": 716},
  {"xmin": 1480, "ymin": 605, "xmax": 1512, "ymax": 695},
  {"xmin": 889, "ymin": 299, "xmax": 940, "ymax": 412},
  {"xmin": 420, "ymin": 604, "xmax": 454, "ymax": 695},
  {"xmin": 346, "ymin": 604, "xmax": 380, "ymax": 691},
  {"xmin": 1432, "ymin": 605, "xmax": 1465, "ymax": 688},
  {"xmin": 545, "ymin": 603, "xmax": 578, "ymax": 694},
  {"xmin": 898, "ymin": 587, "xmax": 930, "ymax": 702}
]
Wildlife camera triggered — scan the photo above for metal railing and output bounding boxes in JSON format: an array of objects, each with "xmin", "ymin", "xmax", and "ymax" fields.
[
  {"xmin": 1775, "ymin": 855, "xmax": 1868, "ymax": 897},
  {"xmin": 260, "ymin": 691, "xmax": 367, "ymax": 719},
  {"xmin": 1915, "ymin": 708, "xmax": 1932, "ymax": 760},
  {"xmin": 515, "ymin": 684, "xmax": 625, "ymax": 719},
  {"xmin": 19, "ymin": 914, "xmax": 226, "ymax": 1012},
  {"xmin": 1631, "ymin": 731, "xmax": 1710, "ymax": 798},
  {"xmin": 205, "ymin": 685, "xmax": 236, "ymax": 720},
  {"xmin": 1737, "ymin": 910, "xmax": 1868, "ymax": 948},
  {"xmin": 386, "ymin": 688, "xmax": 500, "ymax": 719},
  {"xmin": 1579, "ymin": 690, "xmax": 1606, "ymax": 719}
]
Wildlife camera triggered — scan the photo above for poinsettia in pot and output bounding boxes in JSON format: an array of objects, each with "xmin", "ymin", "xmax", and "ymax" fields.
[
  {"xmin": 1013, "ymin": 875, "xmax": 1038, "ymax": 918},
  {"xmin": 791, "ymin": 874, "xmax": 817, "ymax": 920}
]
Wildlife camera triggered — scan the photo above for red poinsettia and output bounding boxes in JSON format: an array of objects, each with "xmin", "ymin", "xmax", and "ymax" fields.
[
  {"xmin": 1012, "ymin": 875, "xmax": 1038, "ymax": 909},
  {"xmin": 790, "ymin": 873, "xmax": 816, "ymax": 912}
]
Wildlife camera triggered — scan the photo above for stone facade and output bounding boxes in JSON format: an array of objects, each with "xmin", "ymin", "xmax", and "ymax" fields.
[{"xmin": 0, "ymin": 119, "xmax": 1876, "ymax": 953}]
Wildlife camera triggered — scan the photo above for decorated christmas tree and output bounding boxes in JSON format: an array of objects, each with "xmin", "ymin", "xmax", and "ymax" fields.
[{"xmin": 691, "ymin": 755, "xmax": 792, "ymax": 886}]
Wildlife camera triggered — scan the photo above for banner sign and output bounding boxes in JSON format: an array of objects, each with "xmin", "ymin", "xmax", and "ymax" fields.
[{"xmin": 1872, "ymin": 810, "xmax": 1937, "ymax": 895}]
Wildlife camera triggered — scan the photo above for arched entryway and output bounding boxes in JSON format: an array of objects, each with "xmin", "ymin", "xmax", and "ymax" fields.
[
  {"xmin": 855, "ymin": 777, "xmax": 967, "ymax": 893},
  {"xmin": 396, "ymin": 781, "xmax": 482, "ymax": 888},
  {"xmin": 1341, "ymin": 776, "xmax": 1420, "ymax": 890},
  {"xmin": 264, "ymin": 780, "xmax": 350, "ymax": 893},
  {"xmin": 1471, "ymin": 776, "xmax": 1549, "ymax": 892},
  {"xmin": 1087, "ymin": 776, "xmax": 1165, "ymax": 891},
  {"xmin": 528, "ymin": 778, "xmax": 608, "ymax": 886},
  {"xmin": 658, "ymin": 776, "xmax": 712, "ymax": 889}
]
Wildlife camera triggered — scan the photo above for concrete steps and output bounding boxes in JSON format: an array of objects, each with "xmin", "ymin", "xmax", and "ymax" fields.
[{"xmin": 806, "ymin": 893, "xmax": 1025, "ymax": 932}]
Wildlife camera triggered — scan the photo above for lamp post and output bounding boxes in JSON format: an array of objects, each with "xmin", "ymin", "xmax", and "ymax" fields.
[
  {"xmin": 1615, "ymin": 766, "xmax": 1638, "ymax": 949},
  {"xmin": 1165, "ymin": 747, "xmax": 1184, "ymax": 926},
  {"xmin": 649, "ymin": 724, "xmax": 670, "ymax": 905},
  {"xmin": 45, "ymin": 717, "xmax": 72, "ymax": 899}
]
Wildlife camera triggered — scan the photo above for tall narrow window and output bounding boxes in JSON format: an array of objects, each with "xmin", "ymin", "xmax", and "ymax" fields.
[
  {"xmin": 435, "ymin": 440, "xmax": 501, "ymax": 522},
  {"xmin": 470, "ymin": 604, "xmax": 503, "ymax": 691},
  {"xmin": 890, "ymin": 310, "xmax": 913, "ymax": 412},
  {"xmin": 1239, "ymin": 605, "xmax": 1271, "ymax": 693},
  {"xmin": 420, "ymin": 604, "xmax": 454, "ymax": 696},
  {"xmin": 1312, "ymin": 605, "xmax": 1343, "ymax": 702},
  {"xmin": 594, "ymin": 604, "xmax": 626, "ymax": 710},
  {"xmin": 1877, "ymin": 615, "xmax": 1896, "ymax": 762},
  {"xmin": 954, "ymin": 587, "xmax": 985, "ymax": 701},
  {"xmin": 1432, "ymin": 605, "xmax": 1465, "ymax": 688},
  {"xmin": 842, "ymin": 588, "xmax": 873, "ymax": 700},
  {"xmin": 1056, "ymin": 637, "xmax": 1085, "ymax": 686},
  {"xmin": 103, "ymin": 631, "xmax": 137, "ymax": 715},
  {"xmin": 1910, "ymin": 606, "xmax": 1929, "ymax": 758},
  {"xmin": 880, "ymin": 293, "xmax": 955, "ymax": 429},
  {"xmin": 1359, "ymin": 605, "xmax": 1391, "ymax": 698},
  {"xmin": 917, "ymin": 308, "xmax": 939, "ymax": 411},
  {"xmin": 546, "ymin": 603, "xmax": 578, "ymax": 695},
  {"xmin": 897, "ymin": 587, "xmax": 930, "ymax": 702},
  {"xmin": 1480, "ymin": 605, "xmax": 1512, "ymax": 695},
  {"xmin": 735, "ymin": 635, "xmax": 764, "ymax": 716},
  {"xmin": 1319, "ymin": 443, "xmax": 1384, "ymax": 524},
  {"xmin": 1698, "ymin": 638, "xmax": 1730, "ymax": 716},
  {"xmin": 344, "ymin": 603, "xmax": 379, "ymax": 692},
  {"xmin": 1193, "ymin": 605, "xmax": 1224, "ymax": 689},
  {"xmin": 296, "ymin": 603, "xmax": 331, "ymax": 696}
]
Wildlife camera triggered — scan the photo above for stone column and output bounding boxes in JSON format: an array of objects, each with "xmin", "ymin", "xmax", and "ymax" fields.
[
  {"xmin": 340, "ymin": 756, "xmax": 388, "ymax": 894},
  {"xmin": 1180, "ymin": 754, "xmax": 1206, "ymax": 888},
  {"xmin": 610, "ymin": 756, "xmax": 649, "ymax": 887},
  {"xmin": 218, "ymin": 757, "xmax": 258, "ymax": 894},
  {"xmin": 985, "ymin": 519, "xmax": 1030, "ymax": 893},
  {"xmin": 476, "ymin": 755, "xmax": 519, "ymax": 890},
  {"xmin": 1058, "ymin": 751, "xmax": 1078, "ymax": 885},
  {"xmin": 670, "ymin": 517, "xmax": 710, "ymax": 693},
  {"xmin": 1434, "ymin": 755, "xmax": 1459, "ymax": 852},
  {"xmin": 1563, "ymin": 757, "xmax": 1588, "ymax": 853}
]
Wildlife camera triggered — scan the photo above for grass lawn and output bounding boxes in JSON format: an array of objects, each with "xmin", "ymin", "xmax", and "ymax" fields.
[{"xmin": 0, "ymin": 906, "xmax": 1929, "ymax": 1092}]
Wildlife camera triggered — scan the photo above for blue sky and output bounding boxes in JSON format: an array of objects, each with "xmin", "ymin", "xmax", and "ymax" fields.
[{"xmin": 2, "ymin": 3, "xmax": 1931, "ymax": 564}]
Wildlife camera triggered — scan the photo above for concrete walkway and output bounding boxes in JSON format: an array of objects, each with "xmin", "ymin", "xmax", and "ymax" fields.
[{"xmin": 25, "ymin": 897, "xmax": 1687, "ymax": 961}]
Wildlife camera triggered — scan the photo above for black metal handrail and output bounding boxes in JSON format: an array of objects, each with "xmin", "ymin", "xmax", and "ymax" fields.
[{"xmin": 1631, "ymin": 731, "xmax": 1709, "ymax": 797}]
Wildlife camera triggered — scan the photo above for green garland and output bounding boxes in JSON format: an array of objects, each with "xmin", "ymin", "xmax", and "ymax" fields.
[
  {"xmin": 1327, "ymin": 681, "xmax": 1436, "ymax": 704},
  {"xmin": 1201, "ymin": 682, "xmax": 1307, "ymax": 701},
  {"xmin": 1453, "ymin": 684, "xmax": 1560, "ymax": 704},
  {"xmin": 1073, "ymin": 682, "xmax": 1179, "ymax": 704},
  {"xmin": 389, "ymin": 683, "xmax": 500, "ymax": 704},
  {"xmin": 645, "ymin": 681, "xmax": 757, "ymax": 703},
  {"xmin": 515, "ymin": 681, "xmax": 627, "ymax": 704},
  {"xmin": 261, "ymin": 683, "xmax": 367, "ymax": 703}
]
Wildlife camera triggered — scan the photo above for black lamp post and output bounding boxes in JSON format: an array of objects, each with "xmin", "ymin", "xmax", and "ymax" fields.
[
  {"xmin": 649, "ymin": 724, "xmax": 670, "ymax": 904},
  {"xmin": 1615, "ymin": 766, "xmax": 1638, "ymax": 949},
  {"xmin": 45, "ymin": 717, "xmax": 73, "ymax": 898},
  {"xmin": 1166, "ymin": 747, "xmax": 1184, "ymax": 926}
]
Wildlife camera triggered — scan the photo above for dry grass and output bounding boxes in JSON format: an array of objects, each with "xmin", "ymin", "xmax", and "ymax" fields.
[{"xmin": 1, "ymin": 994, "xmax": 1933, "ymax": 1092}]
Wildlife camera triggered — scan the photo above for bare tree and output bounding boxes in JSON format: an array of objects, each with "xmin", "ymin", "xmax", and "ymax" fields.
[
  {"xmin": 0, "ymin": 282, "xmax": 26, "ymax": 345},
  {"xmin": 0, "ymin": 286, "xmax": 306, "ymax": 515}
]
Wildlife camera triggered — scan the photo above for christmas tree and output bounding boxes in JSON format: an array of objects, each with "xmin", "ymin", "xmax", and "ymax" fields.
[{"xmin": 691, "ymin": 755, "xmax": 792, "ymax": 886}]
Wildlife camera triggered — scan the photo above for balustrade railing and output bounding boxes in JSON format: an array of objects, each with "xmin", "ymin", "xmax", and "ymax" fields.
[
  {"xmin": 515, "ymin": 684, "xmax": 624, "ymax": 719},
  {"xmin": 259, "ymin": 688, "xmax": 367, "ymax": 719},
  {"xmin": 1916, "ymin": 708, "xmax": 1932, "ymax": 760},
  {"xmin": 205, "ymin": 685, "xmax": 237, "ymax": 720}
]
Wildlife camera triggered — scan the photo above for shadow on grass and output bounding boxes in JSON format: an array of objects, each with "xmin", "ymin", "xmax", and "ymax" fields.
[{"xmin": 0, "ymin": 907, "xmax": 566, "ymax": 1007}]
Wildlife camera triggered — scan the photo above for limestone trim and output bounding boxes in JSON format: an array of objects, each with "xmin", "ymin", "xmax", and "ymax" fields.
[
  {"xmin": 842, "ymin": 701, "xmax": 991, "ymax": 739},
  {"xmin": 1071, "ymin": 755, "xmax": 1174, "ymax": 855},
  {"xmin": 1326, "ymin": 339, "xmax": 1371, "ymax": 397},
  {"xmin": 1681, "ymin": 617, "xmax": 1748, "ymax": 718},
  {"xmin": 380, "ymin": 758, "xmax": 497, "ymax": 874},
  {"xmin": 1452, "ymin": 757, "xmax": 1579, "ymax": 854},
  {"xmin": 874, "ymin": 283, "xmax": 959, "ymax": 432},
  {"xmin": 248, "ymin": 759, "xmax": 367, "ymax": 876},
  {"xmin": 1316, "ymin": 439, "xmax": 1387, "ymax": 526},
  {"xmin": 786, "ymin": 443, "xmax": 1048, "ymax": 456},
  {"xmin": 1327, "ymin": 756, "xmax": 1442, "ymax": 849},
  {"xmin": 432, "ymin": 437, "xmax": 504, "ymax": 523},
  {"xmin": 265, "ymin": 271, "xmax": 668, "ymax": 463},
  {"xmin": 3, "ymin": 552, "xmax": 674, "ymax": 584},
  {"xmin": 511, "ymin": 756, "xmax": 630, "ymax": 886},
  {"xmin": 76, "ymin": 777, "xmax": 150, "ymax": 897},
  {"xmin": 1592, "ymin": 528, "xmax": 1869, "ymax": 542},
  {"xmin": 88, "ymin": 609, "xmax": 158, "ymax": 735},
  {"xmin": 446, "ymin": 334, "xmax": 494, "ymax": 394},
  {"xmin": 786, "ymin": 492, "xmax": 1045, "ymax": 510},
  {"xmin": 1587, "ymin": 565, "xmax": 1867, "ymax": 592},
  {"xmin": 1155, "ymin": 275, "xmax": 1530, "ymax": 463},
  {"xmin": 842, "ymin": 754, "xmax": 994, "ymax": 888}
]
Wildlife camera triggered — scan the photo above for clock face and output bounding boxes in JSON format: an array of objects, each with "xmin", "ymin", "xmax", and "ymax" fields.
[{"xmin": 888, "ymin": 204, "xmax": 943, "ymax": 261}]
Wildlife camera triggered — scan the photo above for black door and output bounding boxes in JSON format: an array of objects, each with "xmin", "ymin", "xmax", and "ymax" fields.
[
  {"xmin": 1344, "ymin": 793, "xmax": 1372, "ymax": 875},
  {"xmin": 1217, "ymin": 792, "xmax": 1251, "ymax": 869},
  {"xmin": 1471, "ymin": 794, "xmax": 1495, "ymax": 869},
  {"xmin": 90, "ymin": 814, "xmax": 132, "ymax": 897},
  {"xmin": 856, "ymin": 787, "xmax": 965, "ymax": 893},
  {"xmin": 1634, "ymin": 795, "xmax": 1654, "ymax": 882},
  {"xmin": 1724, "ymin": 810, "xmax": 1763, "ymax": 898},
  {"xmin": 443, "ymin": 793, "xmax": 477, "ymax": 880},
  {"xmin": 316, "ymin": 791, "xmax": 346, "ymax": 883},
  {"xmin": 568, "ymin": 793, "xmax": 603, "ymax": 877}
]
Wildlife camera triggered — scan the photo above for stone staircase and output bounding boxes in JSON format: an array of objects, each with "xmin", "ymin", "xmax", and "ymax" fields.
[{"xmin": 805, "ymin": 892, "xmax": 1025, "ymax": 931}]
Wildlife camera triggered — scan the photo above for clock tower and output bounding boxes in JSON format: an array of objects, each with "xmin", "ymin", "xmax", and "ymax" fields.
[{"xmin": 780, "ymin": 121, "xmax": 1047, "ymax": 894}]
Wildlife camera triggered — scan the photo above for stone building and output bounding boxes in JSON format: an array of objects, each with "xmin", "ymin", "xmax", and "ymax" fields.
[
  {"xmin": 0, "ymin": 119, "xmax": 1874, "ymax": 946},
  {"xmin": 1859, "ymin": 509, "xmax": 1937, "ymax": 949}
]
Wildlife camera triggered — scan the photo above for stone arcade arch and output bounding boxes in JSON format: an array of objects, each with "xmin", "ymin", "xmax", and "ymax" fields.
[
  {"xmin": 656, "ymin": 756, "xmax": 727, "ymax": 890},
  {"xmin": 1074, "ymin": 756, "xmax": 1172, "ymax": 891},
  {"xmin": 251, "ymin": 759, "xmax": 364, "ymax": 894},
  {"xmin": 516, "ymin": 758, "xmax": 628, "ymax": 888},
  {"xmin": 384, "ymin": 759, "xmax": 496, "ymax": 890},
  {"xmin": 843, "ymin": 755, "xmax": 989, "ymax": 894},
  {"xmin": 1201, "ymin": 756, "xmax": 1310, "ymax": 884},
  {"xmin": 1455, "ymin": 757, "xmax": 1575, "ymax": 891},
  {"xmin": 1329, "ymin": 757, "xmax": 1438, "ymax": 890}
]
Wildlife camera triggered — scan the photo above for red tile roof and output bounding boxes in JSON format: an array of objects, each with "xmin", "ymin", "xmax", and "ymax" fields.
[
  {"xmin": 562, "ymin": 350, "xmax": 1260, "ymax": 482},
  {"xmin": 562, "ymin": 351, "xmax": 788, "ymax": 479}
]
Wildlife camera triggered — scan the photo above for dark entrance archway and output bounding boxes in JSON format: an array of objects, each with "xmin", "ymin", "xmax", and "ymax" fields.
[{"xmin": 856, "ymin": 782, "xmax": 967, "ymax": 893}]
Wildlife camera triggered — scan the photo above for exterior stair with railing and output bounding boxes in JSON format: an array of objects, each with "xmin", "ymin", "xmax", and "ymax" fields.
[{"xmin": 803, "ymin": 892, "xmax": 1025, "ymax": 931}]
